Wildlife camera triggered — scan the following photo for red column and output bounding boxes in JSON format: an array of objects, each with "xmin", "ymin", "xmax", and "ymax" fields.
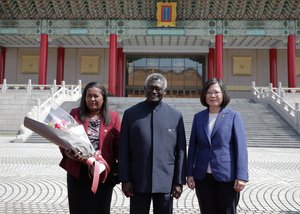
[
  {"xmin": 38, "ymin": 33, "xmax": 48, "ymax": 84},
  {"xmin": 269, "ymin": 48, "xmax": 278, "ymax": 88},
  {"xmin": 117, "ymin": 48, "xmax": 124, "ymax": 97},
  {"xmin": 215, "ymin": 34, "xmax": 223, "ymax": 79},
  {"xmin": 208, "ymin": 48, "xmax": 214, "ymax": 80},
  {"xmin": 108, "ymin": 34, "xmax": 118, "ymax": 95},
  {"xmin": 287, "ymin": 34, "xmax": 297, "ymax": 88},
  {"xmin": 0, "ymin": 47, "xmax": 6, "ymax": 84},
  {"xmin": 56, "ymin": 47, "xmax": 65, "ymax": 85}
]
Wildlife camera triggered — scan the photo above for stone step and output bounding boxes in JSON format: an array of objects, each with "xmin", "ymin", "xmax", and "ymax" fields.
[
  {"xmin": 25, "ymin": 134, "xmax": 50, "ymax": 143},
  {"xmin": 0, "ymin": 99, "xmax": 38, "ymax": 105},
  {"xmin": 24, "ymin": 97, "xmax": 300, "ymax": 149},
  {"xmin": 0, "ymin": 94, "xmax": 51, "ymax": 100},
  {"xmin": 0, "ymin": 92, "xmax": 53, "ymax": 135},
  {"xmin": 0, "ymin": 104, "xmax": 36, "ymax": 109}
]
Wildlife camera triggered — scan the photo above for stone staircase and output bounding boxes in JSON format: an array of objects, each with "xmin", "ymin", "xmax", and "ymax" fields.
[
  {"xmin": 24, "ymin": 97, "xmax": 300, "ymax": 148},
  {"xmin": 228, "ymin": 99, "xmax": 300, "ymax": 148},
  {"xmin": 0, "ymin": 91, "xmax": 52, "ymax": 135}
]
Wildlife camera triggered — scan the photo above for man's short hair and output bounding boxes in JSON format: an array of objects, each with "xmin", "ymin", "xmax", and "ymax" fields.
[{"xmin": 144, "ymin": 73, "xmax": 167, "ymax": 91}]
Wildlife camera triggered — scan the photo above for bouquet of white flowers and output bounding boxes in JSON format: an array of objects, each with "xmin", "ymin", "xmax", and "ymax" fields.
[{"xmin": 24, "ymin": 100, "xmax": 108, "ymax": 193}]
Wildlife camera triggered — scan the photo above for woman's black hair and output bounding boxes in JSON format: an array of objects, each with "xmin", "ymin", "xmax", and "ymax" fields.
[
  {"xmin": 200, "ymin": 78, "xmax": 230, "ymax": 108},
  {"xmin": 79, "ymin": 82, "xmax": 111, "ymax": 126}
]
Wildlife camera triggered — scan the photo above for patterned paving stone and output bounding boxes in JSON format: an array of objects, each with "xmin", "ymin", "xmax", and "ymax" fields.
[{"xmin": 0, "ymin": 139, "xmax": 300, "ymax": 213}]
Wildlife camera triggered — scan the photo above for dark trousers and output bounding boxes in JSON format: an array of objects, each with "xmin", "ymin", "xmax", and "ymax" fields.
[
  {"xmin": 195, "ymin": 174, "xmax": 240, "ymax": 214},
  {"xmin": 130, "ymin": 193, "xmax": 173, "ymax": 214},
  {"xmin": 67, "ymin": 165, "xmax": 113, "ymax": 214}
]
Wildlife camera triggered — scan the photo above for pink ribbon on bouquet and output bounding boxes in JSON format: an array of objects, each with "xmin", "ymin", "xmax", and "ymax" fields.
[{"xmin": 86, "ymin": 150, "xmax": 110, "ymax": 194}]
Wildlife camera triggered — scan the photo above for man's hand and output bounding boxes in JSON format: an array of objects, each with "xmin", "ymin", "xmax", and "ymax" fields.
[
  {"xmin": 187, "ymin": 176, "xmax": 195, "ymax": 190},
  {"xmin": 122, "ymin": 182, "xmax": 134, "ymax": 197},
  {"xmin": 171, "ymin": 184, "xmax": 183, "ymax": 199}
]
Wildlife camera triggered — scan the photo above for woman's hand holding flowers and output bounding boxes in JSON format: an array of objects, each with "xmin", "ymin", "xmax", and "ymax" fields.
[{"xmin": 64, "ymin": 148, "xmax": 88, "ymax": 163}]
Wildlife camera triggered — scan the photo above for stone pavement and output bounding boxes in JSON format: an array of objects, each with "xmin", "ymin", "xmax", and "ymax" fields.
[{"xmin": 0, "ymin": 137, "xmax": 300, "ymax": 214}]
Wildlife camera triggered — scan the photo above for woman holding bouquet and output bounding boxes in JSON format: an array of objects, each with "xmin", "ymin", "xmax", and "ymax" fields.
[{"xmin": 59, "ymin": 82, "xmax": 120, "ymax": 214}]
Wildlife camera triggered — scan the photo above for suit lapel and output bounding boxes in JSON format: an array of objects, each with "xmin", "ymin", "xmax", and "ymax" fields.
[
  {"xmin": 211, "ymin": 108, "xmax": 227, "ymax": 138},
  {"xmin": 203, "ymin": 110, "xmax": 211, "ymax": 144}
]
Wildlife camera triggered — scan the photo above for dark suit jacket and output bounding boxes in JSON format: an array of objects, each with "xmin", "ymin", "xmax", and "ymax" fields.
[
  {"xmin": 59, "ymin": 108, "xmax": 120, "ymax": 181},
  {"xmin": 187, "ymin": 107, "xmax": 248, "ymax": 182},
  {"xmin": 118, "ymin": 100, "xmax": 187, "ymax": 193}
]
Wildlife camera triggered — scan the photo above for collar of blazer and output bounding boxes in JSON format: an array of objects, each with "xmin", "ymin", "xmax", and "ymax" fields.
[
  {"xmin": 143, "ymin": 99, "xmax": 164, "ymax": 111},
  {"xmin": 204, "ymin": 107, "xmax": 229, "ymax": 141}
]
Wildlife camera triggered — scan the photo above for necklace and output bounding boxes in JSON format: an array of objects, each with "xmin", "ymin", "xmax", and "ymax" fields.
[{"xmin": 89, "ymin": 113, "xmax": 100, "ymax": 121}]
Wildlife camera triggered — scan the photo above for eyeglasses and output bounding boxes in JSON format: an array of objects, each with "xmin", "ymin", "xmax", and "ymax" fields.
[{"xmin": 206, "ymin": 91, "xmax": 222, "ymax": 96}]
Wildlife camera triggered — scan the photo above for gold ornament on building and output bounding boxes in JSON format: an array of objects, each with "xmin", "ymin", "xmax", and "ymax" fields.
[
  {"xmin": 21, "ymin": 55, "xmax": 39, "ymax": 74},
  {"xmin": 80, "ymin": 56, "xmax": 100, "ymax": 74},
  {"xmin": 156, "ymin": 2, "xmax": 177, "ymax": 27},
  {"xmin": 232, "ymin": 56, "xmax": 252, "ymax": 76}
]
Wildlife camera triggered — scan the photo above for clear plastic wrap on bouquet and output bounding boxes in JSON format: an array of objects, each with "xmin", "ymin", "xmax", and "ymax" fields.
[
  {"xmin": 24, "ymin": 101, "xmax": 95, "ymax": 157},
  {"xmin": 24, "ymin": 100, "xmax": 107, "ymax": 193}
]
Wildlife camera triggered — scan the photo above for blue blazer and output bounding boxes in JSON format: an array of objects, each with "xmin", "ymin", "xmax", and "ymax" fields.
[{"xmin": 187, "ymin": 107, "xmax": 248, "ymax": 182}]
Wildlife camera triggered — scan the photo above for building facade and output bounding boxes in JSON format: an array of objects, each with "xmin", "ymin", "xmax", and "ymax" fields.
[{"xmin": 0, "ymin": 1, "xmax": 300, "ymax": 97}]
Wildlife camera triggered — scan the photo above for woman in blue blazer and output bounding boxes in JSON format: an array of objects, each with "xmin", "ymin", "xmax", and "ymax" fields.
[{"xmin": 187, "ymin": 78, "xmax": 248, "ymax": 214}]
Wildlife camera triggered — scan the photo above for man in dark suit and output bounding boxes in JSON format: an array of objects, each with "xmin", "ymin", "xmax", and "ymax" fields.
[{"xmin": 118, "ymin": 73, "xmax": 187, "ymax": 214}]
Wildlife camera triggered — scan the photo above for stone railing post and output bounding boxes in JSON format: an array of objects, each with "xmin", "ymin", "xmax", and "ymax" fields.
[
  {"xmin": 78, "ymin": 79, "xmax": 82, "ymax": 96},
  {"xmin": 278, "ymin": 82, "xmax": 282, "ymax": 98},
  {"xmin": 251, "ymin": 81, "xmax": 255, "ymax": 93},
  {"xmin": 2, "ymin": 79, "xmax": 7, "ymax": 93},
  {"xmin": 269, "ymin": 83, "xmax": 273, "ymax": 93},
  {"xmin": 27, "ymin": 79, "xmax": 32, "ymax": 94},
  {"xmin": 52, "ymin": 79, "xmax": 57, "ymax": 95},
  {"xmin": 62, "ymin": 81, "xmax": 66, "ymax": 95},
  {"xmin": 268, "ymin": 83, "xmax": 273, "ymax": 99}
]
